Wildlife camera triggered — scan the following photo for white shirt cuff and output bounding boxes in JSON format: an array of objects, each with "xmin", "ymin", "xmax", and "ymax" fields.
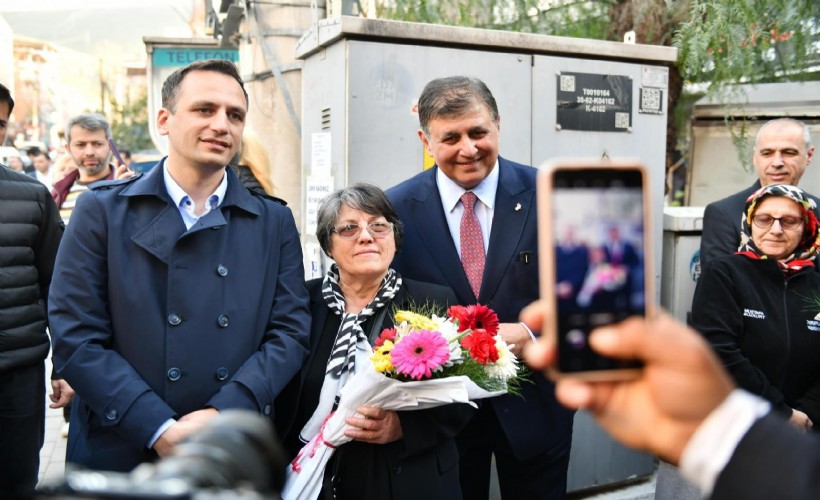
[
  {"xmin": 147, "ymin": 418, "xmax": 177, "ymax": 449},
  {"xmin": 519, "ymin": 321, "xmax": 537, "ymax": 341},
  {"xmin": 679, "ymin": 389, "xmax": 770, "ymax": 498}
]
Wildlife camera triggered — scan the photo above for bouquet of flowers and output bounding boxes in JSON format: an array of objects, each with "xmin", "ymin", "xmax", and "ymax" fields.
[
  {"xmin": 371, "ymin": 304, "xmax": 520, "ymax": 390},
  {"xmin": 282, "ymin": 304, "xmax": 522, "ymax": 500}
]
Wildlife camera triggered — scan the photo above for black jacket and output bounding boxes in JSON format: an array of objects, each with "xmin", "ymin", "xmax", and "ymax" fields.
[
  {"xmin": 713, "ymin": 412, "xmax": 820, "ymax": 500},
  {"xmin": 0, "ymin": 165, "xmax": 63, "ymax": 371},
  {"xmin": 275, "ymin": 277, "xmax": 473, "ymax": 500},
  {"xmin": 692, "ymin": 255, "xmax": 820, "ymax": 422}
]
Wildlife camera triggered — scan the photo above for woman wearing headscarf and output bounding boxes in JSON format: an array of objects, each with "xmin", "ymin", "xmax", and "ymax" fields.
[
  {"xmin": 275, "ymin": 183, "xmax": 474, "ymax": 500},
  {"xmin": 692, "ymin": 184, "xmax": 820, "ymax": 432}
]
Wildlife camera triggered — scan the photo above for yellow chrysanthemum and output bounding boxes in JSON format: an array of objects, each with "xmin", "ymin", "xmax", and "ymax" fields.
[
  {"xmin": 394, "ymin": 310, "xmax": 437, "ymax": 331},
  {"xmin": 371, "ymin": 340, "xmax": 395, "ymax": 373}
]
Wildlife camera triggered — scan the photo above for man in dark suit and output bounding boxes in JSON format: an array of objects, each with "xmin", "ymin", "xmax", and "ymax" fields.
[
  {"xmin": 602, "ymin": 226, "xmax": 640, "ymax": 312},
  {"xmin": 48, "ymin": 59, "xmax": 310, "ymax": 472},
  {"xmin": 387, "ymin": 76, "xmax": 574, "ymax": 499},
  {"xmin": 556, "ymin": 226, "xmax": 589, "ymax": 314},
  {"xmin": 700, "ymin": 118, "xmax": 816, "ymax": 268},
  {"xmin": 522, "ymin": 303, "xmax": 820, "ymax": 500}
]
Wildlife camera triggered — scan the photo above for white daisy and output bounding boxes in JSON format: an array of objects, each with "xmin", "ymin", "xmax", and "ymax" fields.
[{"xmin": 484, "ymin": 335, "xmax": 519, "ymax": 381}]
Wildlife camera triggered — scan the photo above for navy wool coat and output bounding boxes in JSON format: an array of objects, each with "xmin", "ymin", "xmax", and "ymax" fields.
[
  {"xmin": 386, "ymin": 157, "xmax": 575, "ymax": 462},
  {"xmin": 48, "ymin": 163, "xmax": 310, "ymax": 471}
]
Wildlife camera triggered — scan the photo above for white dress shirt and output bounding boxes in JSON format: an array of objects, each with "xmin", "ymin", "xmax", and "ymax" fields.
[
  {"xmin": 163, "ymin": 161, "xmax": 228, "ymax": 230},
  {"xmin": 679, "ymin": 389, "xmax": 771, "ymax": 497},
  {"xmin": 436, "ymin": 160, "xmax": 499, "ymax": 257}
]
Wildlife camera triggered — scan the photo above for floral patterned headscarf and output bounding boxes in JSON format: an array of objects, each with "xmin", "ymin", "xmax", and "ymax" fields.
[{"xmin": 738, "ymin": 184, "xmax": 820, "ymax": 274}]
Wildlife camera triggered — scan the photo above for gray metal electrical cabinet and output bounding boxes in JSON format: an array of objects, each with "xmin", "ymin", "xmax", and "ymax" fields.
[
  {"xmin": 661, "ymin": 206, "xmax": 705, "ymax": 324},
  {"xmin": 296, "ymin": 16, "xmax": 677, "ymax": 494}
]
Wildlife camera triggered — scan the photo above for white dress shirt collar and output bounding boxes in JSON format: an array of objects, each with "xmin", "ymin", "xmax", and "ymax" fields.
[
  {"xmin": 436, "ymin": 159, "xmax": 500, "ymax": 213},
  {"xmin": 163, "ymin": 161, "xmax": 228, "ymax": 230}
]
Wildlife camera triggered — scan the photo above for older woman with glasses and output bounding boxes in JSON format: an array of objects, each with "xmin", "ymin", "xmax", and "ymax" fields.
[
  {"xmin": 692, "ymin": 184, "xmax": 820, "ymax": 432},
  {"xmin": 275, "ymin": 183, "xmax": 474, "ymax": 500}
]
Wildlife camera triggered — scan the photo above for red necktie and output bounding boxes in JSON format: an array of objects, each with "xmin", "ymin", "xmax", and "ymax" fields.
[{"xmin": 460, "ymin": 192, "xmax": 485, "ymax": 298}]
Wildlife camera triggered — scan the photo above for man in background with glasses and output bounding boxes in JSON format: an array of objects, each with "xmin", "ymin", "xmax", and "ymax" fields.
[{"xmin": 700, "ymin": 118, "xmax": 818, "ymax": 270}]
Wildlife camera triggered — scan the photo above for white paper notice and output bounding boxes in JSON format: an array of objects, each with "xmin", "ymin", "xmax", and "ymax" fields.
[
  {"xmin": 304, "ymin": 242, "xmax": 324, "ymax": 280},
  {"xmin": 305, "ymin": 176, "xmax": 334, "ymax": 236},
  {"xmin": 311, "ymin": 132, "xmax": 332, "ymax": 177}
]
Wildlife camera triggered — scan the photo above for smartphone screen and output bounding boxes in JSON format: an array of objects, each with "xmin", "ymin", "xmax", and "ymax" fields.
[{"xmin": 551, "ymin": 167, "xmax": 645, "ymax": 374}]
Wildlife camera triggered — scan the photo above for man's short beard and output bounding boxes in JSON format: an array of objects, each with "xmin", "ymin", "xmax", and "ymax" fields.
[{"xmin": 78, "ymin": 159, "xmax": 109, "ymax": 178}]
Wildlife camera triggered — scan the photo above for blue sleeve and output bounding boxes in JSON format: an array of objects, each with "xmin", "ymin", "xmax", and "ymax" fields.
[
  {"xmin": 207, "ymin": 206, "xmax": 311, "ymax": 415},
  {"xmin": 49, "ymin": 191, "xmax": 177, "ymax": 449}
]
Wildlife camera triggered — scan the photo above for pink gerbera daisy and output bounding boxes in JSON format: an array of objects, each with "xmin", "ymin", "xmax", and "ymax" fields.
[{"xmin": 390, "ymin": 330, "xmax": 451, "ymax": 380}]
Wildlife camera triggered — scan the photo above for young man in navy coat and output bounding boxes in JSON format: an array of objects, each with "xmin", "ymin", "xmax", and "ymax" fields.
[
  {"xmin": 386, "ymin": 76, "xmax": 574, "ymax": 499},
  {"xmin": 48, "ymin": 60, "xmax": 310, "ymax": 472}
]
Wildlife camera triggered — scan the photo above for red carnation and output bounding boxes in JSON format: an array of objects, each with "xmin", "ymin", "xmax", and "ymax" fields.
[
  {"xmin": 460, "ymin": 329, "xmax": 500, "ymax": 365},
  {"xmin": 448, "ymin": 304, "xmax": 499, "ymax": 335},
  {"xmin": 375, "ymin": 328, "xmax": 397, "ymax": 348}
]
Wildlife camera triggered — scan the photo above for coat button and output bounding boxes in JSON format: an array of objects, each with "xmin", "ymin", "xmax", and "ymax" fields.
[
  {"xmin": 168, "ymin": 313, "xmax": 181, "ymax": 326},
  {"xmin": 216, "ymin": 265, "xmax": 228, "ymax": 277},
  {"xmin": 217, "ymin": 314, "xmax": 229, "ymax": 328},
  {"xmin": 263, "ymin": 404, "xmax": 271, "ymax": 415},
  {"xmin": 215, "ymin": 367, "xmax": 229, "ymax": 381},
  {"xmin": 167, "ymin": 367, "xmax": 182, "ymax": 381},
  {"xmin": 393, "ymin": 465, "xmax": 402, "ymax": 475},
  {"xmin": 105, "ymin": 409, "xmax": 118, "ymax": 421}
]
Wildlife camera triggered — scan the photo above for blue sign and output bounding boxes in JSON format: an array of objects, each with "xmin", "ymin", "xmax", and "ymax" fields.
[
  {"xmin": 152, "ymin": 48, "xmax": 239, "ymax": 67},
  {"xmin": 690, "ymin": 249, "xmax": 701, "ymax": 283}
]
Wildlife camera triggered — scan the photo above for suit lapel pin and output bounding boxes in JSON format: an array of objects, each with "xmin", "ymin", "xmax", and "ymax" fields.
[{"xmin": 514, "ymin": 203, "xmax": 522, "ymax": 212}]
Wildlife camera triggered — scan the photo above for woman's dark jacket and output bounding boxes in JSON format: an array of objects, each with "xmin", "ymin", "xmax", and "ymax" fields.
[
  {"xmin": 692, "ymin": 255, "xmax": 820, "ymax": 423},
  {"xmin": 275, "ymin": 277, "xmax": 474, "ymax": 500},
  {"xmin": 0, "ymin": 166, "xmax": 63, "ymax": 372}
]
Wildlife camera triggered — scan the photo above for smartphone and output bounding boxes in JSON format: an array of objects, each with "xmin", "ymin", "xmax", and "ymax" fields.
[
  {"xmin": 537, "ymin": 159, "xmax": 653, "ymax": 380},
  {"xmin": 108, "ymin": 138, "xmax": 126, "ymax": 167}
]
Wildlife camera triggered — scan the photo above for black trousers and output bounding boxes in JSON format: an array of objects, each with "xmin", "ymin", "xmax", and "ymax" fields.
[
  {"xmin": 458, "ymin": 402, "xmax": 569, "ymax": 500},
  {"xmin": 0, "ymin": 362, "xmax": 45, "ymax": 499}
]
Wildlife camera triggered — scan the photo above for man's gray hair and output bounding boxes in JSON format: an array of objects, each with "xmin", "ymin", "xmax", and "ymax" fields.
[
  {"xmin": 755, "ymin": 118, "xmax": 812, "ymax": 150},
  {"xmin": 65, "ymin": 113, "xmax": 112, "ymax": 143},
  {"xmin": 417, "ymin": 76, "xmax": 499, "ymax": 137}
]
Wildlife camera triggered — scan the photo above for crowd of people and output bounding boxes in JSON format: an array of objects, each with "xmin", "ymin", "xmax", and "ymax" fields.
[{"xmin": 0, "ymin": 59, "xmax": 818, "ymax": 500}]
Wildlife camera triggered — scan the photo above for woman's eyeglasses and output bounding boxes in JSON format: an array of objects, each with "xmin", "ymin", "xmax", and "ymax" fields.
[
  {"xmin": 751, "ymin": 214, "xmax": 804, "ymax": 230},
  {"xmin": 332, "ymin": 222, "xmax": 394, "ymax": 240}
]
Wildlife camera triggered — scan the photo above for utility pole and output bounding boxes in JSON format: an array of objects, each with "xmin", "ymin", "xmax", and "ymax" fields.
[{"xmin": 237, "ymin": 0, "xmax": 324, "ymax": 231}]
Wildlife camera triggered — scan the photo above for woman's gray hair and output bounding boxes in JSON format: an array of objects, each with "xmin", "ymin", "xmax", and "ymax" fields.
[{"xmin": 316, "ymin": 183, "xmax": 404, "ymax": 256}]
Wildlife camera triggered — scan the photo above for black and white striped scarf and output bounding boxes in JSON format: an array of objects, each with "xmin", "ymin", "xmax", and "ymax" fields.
[
  {"xmin": 322, "ymin": 264, "xmax": 401, "ymax": 379},
  {"xmin": 300, "ymin": 264, "xmax": 401, "ymax": 443}
]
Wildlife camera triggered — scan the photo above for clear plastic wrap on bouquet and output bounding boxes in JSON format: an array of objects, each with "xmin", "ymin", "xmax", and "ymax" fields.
[{"xmin": 282, "ymin": 361, "xmax": 505, "ymax": 500}]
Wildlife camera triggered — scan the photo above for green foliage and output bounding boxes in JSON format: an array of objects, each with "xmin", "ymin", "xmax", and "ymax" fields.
[
  {"xmin": 367, "ymin": 0, "xmax": 613, "ymax": 40},
  {"xmin": 109, "ymin": 91, "xmax": 154, "ymax": 153},
  {"xmin": 675, "ymin": 0, "xmax": 819, "ymax": 85},
  {"xmin": 674, "ymin": 0, "xmax": 819, "ymax": 168}
]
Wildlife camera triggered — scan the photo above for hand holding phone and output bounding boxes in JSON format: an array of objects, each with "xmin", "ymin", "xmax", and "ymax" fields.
[
  {"xmin": 108, "ymin": 138, "xmax": 126, "ymax": 167},
  {"xmin": 537, "ymin": 159, "xmax": 653, "ymax": 380}
]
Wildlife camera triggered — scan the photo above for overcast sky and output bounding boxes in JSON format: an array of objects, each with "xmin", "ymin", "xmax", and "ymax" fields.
[
  {"xmin": 0, "ymin": 0, "xmax": 194, "ymax": 12},
  {"xmin": 0, "ymin": 1, "xmax": 200, "ymax": 60}
]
